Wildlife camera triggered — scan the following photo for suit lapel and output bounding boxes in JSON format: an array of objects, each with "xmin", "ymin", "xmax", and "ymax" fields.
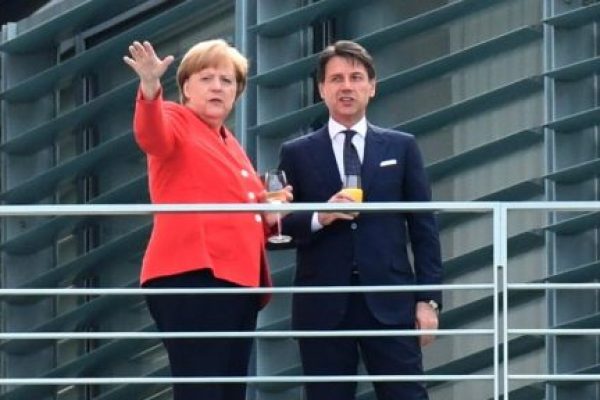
[
  {"xmin": 308, "ymin": 127, "xmax": 343, "ymax": 192},
  {"xmin": 361, "ymin": 124, "xmax": 388, "ymax": 193}
]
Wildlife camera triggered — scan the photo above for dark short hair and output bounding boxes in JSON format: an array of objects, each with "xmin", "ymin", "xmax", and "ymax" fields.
[{"xmin": 316, "ymin": 40, "xmax": 376, "ymax": 83}]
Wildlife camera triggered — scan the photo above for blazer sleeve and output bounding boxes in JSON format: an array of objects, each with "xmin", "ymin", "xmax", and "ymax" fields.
[
  {"xmin": 278, "ymin": 141, "xmax": 315, "ymax": 244},
  {"xmin": 133, "ymin": 88, "xmax": 178, "ymax": 158},
  {"xmin": 402, "ymin": 136, "xmax": 443, "ymax": 306}
]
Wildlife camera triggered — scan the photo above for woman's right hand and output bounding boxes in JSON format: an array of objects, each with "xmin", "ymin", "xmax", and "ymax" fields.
[
  {"xmin": 123, "ymin": 41, "xmax": 174, "ymax": 100},
  {"xmin": 260, "ymin": 185, "xmax": 294, "ymax": 227}
]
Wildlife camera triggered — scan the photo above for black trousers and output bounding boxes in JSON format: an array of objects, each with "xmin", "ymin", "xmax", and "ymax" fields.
[
  {"xmin": 144, "ymin": 269, "xmax": 259, "ymax": 400},
  {"xmin": 298, "ymin": 279, "xmax": 428, "ymax": 400}
]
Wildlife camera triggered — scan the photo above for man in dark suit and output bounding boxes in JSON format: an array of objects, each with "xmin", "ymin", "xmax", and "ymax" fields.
[{"xmin": 278, "ymin": 40, "xmax": 442, "ymax": 400}]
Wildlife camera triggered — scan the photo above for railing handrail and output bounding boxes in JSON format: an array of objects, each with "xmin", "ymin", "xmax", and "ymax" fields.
[
  {"xmin": 1, "ymin": 201, "xmax": 600, "ymax": 399},
  {"xmin": 0, "ymin": 201, "xmax": 496, "ymax": 215},
  {"xmin": 0, "ymin": 329, "xmax": 491, "ymax": 340},
  {"xmin": 0, "ymin": 284, "xmax": 491, "ymax": 295},
  {"xmin": 0, "ymin": 374, "xmax": 495, "ymax": 385},
  {"xmin": 0, "ymin": 200, "xmax": 598, "ymax": 216}
]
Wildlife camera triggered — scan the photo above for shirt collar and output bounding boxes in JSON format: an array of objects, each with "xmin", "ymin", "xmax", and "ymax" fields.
[{"xmin": 328, "ymin": 117, "xmax": 368, "ymax": 140}]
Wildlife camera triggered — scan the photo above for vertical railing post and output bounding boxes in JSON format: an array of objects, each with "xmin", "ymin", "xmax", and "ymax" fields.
[
  {"xmin": 493, "ymin": 202, "xmax": 508, "ymax": 400},
  {"xmin": 493, "ymin": 203, "xmax": 509, "ymax": 400},
  {"xmin": 492, "ymin": 203, "xmax": 499, "ymax": 400},
  {"xmin": 501, "ymin": 204, "xmax": 509, "ymax": 400}
]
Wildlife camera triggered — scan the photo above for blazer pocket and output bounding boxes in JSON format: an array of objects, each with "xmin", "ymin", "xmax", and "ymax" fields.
[
  {"xmin": 296, "ymin": 253, "xmax": 317, "ymax": 279},
  {"xmin": 391, "ymin": 258, "xmax": 413, "ymax": 276},
  {"xmin": 296, "ymin": 265, "xmax": 318, "ymax": 282},
  {"xmin": 377, "ymin": 166, "xmax": 403, "ymax": 187}
]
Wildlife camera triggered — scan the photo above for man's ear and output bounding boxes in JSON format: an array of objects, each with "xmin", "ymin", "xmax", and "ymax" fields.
[{"xmin": 318, "ymin": 82, "xmax": 325, "ymax": 99}]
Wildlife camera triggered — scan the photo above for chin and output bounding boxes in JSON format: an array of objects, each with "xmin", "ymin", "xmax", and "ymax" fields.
[{"xmin": 204, "ymin": 109, "xmax": 229, "ymax": 119}]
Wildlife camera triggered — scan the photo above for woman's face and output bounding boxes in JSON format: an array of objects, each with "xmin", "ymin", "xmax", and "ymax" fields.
[{"xmin": 183, "ymin": 61, "xmax": 237, "ymax": 130}]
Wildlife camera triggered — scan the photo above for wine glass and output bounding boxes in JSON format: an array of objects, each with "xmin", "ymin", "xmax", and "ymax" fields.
[{"xmin": 263, "ymin": 169, "xmax": 292, "ymax": 244}]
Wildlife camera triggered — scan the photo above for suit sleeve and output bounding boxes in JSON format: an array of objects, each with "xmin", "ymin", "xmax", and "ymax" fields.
[
  {"xmin": 133, "ymin": 88, "xmax": 178, "ymax": 158},
  {"xmin": 403, "ymin": 136, "xmax": 443, "ymax": 307},
  {"xmin": 279, "ymin": 142, "xmax": 315, "ymax": 244}
]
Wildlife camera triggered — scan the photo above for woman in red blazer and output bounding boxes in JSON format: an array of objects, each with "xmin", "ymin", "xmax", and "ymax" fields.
[{"xmin": 123, "ymin": 39, "xmax": 288, "ymax": 400}]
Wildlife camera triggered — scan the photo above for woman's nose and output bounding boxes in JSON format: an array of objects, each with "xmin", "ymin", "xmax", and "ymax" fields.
[{"xmin": 210, "ymin": 78, "xmax": 222, "ymax": 90}]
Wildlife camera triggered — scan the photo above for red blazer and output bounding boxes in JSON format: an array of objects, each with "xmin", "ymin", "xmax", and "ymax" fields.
[{"xmin": 133, "ymin": 90, "xmax": 271, "ymax": 301}]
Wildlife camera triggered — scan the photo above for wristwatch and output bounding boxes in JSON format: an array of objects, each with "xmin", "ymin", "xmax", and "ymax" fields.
[{"xmin": 427, "ymin": 300, "xmax": 440, "ymax": 313}]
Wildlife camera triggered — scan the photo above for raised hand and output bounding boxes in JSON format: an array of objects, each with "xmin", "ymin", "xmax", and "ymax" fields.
[{"xmin": 123, "ymin": 40, "xmax": 175, "ymax": 100}]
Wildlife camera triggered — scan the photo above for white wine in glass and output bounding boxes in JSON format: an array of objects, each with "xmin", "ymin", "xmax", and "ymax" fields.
[{"xmin": 263, "ymin": 169, "xmax": 292, "ymax": 244}]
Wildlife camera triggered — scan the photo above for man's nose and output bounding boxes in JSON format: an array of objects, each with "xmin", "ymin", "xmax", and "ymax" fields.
[{"xmin": 340, "ymin": 77, "xmax": 352, "ymax": 89}]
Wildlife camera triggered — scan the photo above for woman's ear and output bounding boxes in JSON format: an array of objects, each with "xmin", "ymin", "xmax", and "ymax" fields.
[{"xmin": 182, "ymin": 79, "xmax": 189, "ymax": 101}]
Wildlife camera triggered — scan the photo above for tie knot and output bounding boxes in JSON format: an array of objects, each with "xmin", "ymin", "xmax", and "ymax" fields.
[{"xmin": 343, "ymin": 130, "xmax": 357, "ymax": 142}]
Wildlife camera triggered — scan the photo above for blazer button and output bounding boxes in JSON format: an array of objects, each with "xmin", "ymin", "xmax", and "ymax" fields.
[
  {"xmin": 241, "ymin": 169, "xmax": 249, "ymax": 178},
  {"xmin": 350, "ymin": 222, "xmax": 358, "ymax": 230},
  {"xmin": 248, "ymin": 192, "xmax": 256, "ymax": 201},
  {"xmin": 255, "ymin": 214, "xmax": 262, "ymax": 223}
]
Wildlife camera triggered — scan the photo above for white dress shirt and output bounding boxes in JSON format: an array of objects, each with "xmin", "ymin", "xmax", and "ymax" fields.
[{"xmin": 311, "ymin": 117, "xmax": 368, "ymax": 231}]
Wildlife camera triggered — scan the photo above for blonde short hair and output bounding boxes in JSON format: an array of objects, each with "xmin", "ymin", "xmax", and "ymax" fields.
[{"xmin": 176, "ymin": 39, "xmax": 248, "ymax": 103}]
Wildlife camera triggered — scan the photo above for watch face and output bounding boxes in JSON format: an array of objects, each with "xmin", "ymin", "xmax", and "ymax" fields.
[{"xmin": 428, "ymin": 300, "xmax": 439, "ymax": 310}]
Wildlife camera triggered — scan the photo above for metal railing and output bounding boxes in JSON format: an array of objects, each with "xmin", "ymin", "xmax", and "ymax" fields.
[{"xmin": 0, "ymin": 201, "xmax": 599, "ymax": 399}]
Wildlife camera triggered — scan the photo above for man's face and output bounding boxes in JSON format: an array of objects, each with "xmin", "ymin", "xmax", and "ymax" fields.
[{"xmin": 318, "ymin": 56, "xmax": 376, "ymax": 127}]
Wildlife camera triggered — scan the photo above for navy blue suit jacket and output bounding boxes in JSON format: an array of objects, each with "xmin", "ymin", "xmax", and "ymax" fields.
[{"xmin": 279, "ymin": 123, "xmax": 442, "ymax": 330}]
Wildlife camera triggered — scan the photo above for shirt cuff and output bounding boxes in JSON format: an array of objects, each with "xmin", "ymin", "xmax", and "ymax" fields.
[{"xmin": 310, "ymin": 212, "xmax": 323, "ymax": 232}]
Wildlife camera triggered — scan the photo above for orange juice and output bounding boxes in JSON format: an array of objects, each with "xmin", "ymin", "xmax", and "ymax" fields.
[{"xmin": 341, "ymin": 188, "xmax": 363, "ymax": 202}]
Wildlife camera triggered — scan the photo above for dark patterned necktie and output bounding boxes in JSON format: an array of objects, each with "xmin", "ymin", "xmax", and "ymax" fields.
[{"xmin": 343, "ymin": 130, "xmax": 361, "ymax": 176}]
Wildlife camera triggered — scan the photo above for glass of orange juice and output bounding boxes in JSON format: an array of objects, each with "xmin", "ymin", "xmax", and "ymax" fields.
[{"xmin": 341, "ymin": 174, "xmax": 363, "ymax": 202}]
